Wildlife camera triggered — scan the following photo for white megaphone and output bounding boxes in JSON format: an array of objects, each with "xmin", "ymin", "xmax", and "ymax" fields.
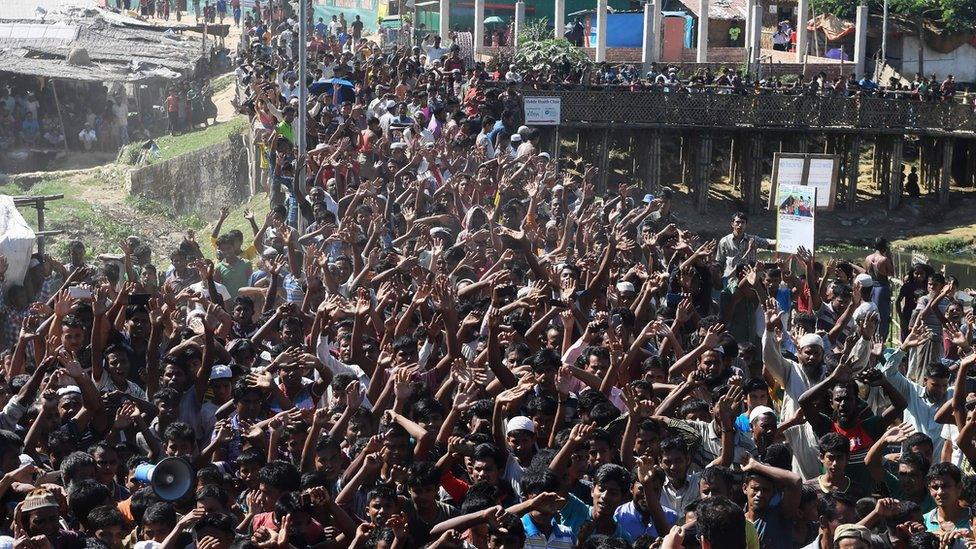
[{"xmin": 133, "ymin": 457, "xmax": 194, "ymax": 501}]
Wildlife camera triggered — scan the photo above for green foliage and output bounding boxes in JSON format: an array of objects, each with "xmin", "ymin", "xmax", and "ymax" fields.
[
  {"xmin": 811, "ymin": 0, "xmax": 975, "ymax": 31},
  {"xmin": 517, "ymin": 18, "xmax": 553, "ymax": 43},
  {"xmin": 512, "ymin": 37, "xmax": 592, "ymax": 73},
  {"xmin": 913, "ymin": 236, "xmax": 970, "ymax": 255},
  {"xmin": 118, "ymin": 118, "xmax": 246, "ymax": 166}
]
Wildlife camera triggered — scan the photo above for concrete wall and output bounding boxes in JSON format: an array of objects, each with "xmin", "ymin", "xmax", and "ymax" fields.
[
  {"xmin": 128, "ymin": 137, "xmax": 250, "ymax": 217},
  {"xmin": 901, "ymin": 37, "xmax": 976, "ymax": 83}
]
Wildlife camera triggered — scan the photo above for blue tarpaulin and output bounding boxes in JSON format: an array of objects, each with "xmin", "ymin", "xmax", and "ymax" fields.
[{"xmin": 589, "ymin": 11, "xmax": 693, "ymax": 49}]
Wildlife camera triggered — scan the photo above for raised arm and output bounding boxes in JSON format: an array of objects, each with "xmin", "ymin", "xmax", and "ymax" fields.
[{"xmin": 740, "ymin": 452, "xmax": 802, "ymax": 519}]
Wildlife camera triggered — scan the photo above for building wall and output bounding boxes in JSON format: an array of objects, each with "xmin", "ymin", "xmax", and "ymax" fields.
[
  {"xmin": 315, "ymin": 0, "xmax": 383, "ymax": 33},
  {"xmin": 900, "ymin": 36, "xmax": 976, "ymax": 83}
]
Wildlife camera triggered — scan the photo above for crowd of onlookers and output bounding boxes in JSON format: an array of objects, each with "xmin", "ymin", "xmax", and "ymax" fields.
[{"xmin": 0, "ymin": 84, "xmax": 130, "ymax": 154}]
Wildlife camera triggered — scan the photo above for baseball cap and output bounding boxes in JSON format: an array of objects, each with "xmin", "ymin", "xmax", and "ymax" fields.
[
  {"xmin": 210, "ymin": 364, "xmax": 233, "ymax": 381},
  {"xmin": 506, "ymin": 416, "xmax": 535, "ymax": 435},
  {"xmin": 748, "ymin": 405, "xmax": 777, "ymax": 424},
  {"xmin": 854, "ymin": 273, "xmax": 874, "ymax": 288}
]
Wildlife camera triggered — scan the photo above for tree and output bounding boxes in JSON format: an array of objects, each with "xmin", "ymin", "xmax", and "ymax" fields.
[
  {"xmin": 512, "ymin": 37, "xmax": 593, "ymax": 74},
  {"xmin": 810, "ymin": 0, "xmax": 976, "ymax": 31}
]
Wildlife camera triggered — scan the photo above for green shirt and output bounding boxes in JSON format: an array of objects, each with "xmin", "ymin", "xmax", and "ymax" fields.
[
  {"xmin": 216, "ymin": 257, "xmax": 250, "ymax": 300},
  {"xmin": 883, "ymin": 471, "xmax": 936, "ymax": 514},
  {"xmin": 276, "ymin": 120, "xmax": 294, "ymax": 144}
]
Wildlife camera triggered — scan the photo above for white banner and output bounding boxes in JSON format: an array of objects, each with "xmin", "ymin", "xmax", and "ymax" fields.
[
  {"xmin": 523, "ymin": 97, "xmax": 561, "ymax": 126},
  {"xmin": 806, "ymin": 158, "xmax": 837, "ymax": 209},
  {"xmin": 775, "ymin": 184, "xmax": 816, "ymax": 255}
]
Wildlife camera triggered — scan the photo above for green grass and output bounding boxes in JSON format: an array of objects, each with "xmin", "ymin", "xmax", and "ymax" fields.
[
  {"xmin": 898, "ymin": 235, "xmax": 972, "ymax": 255},
  {"xmin": 154, "ymin": 117, "xmax": 246, "ymax": 162},
  {"xmin": 0, "ymin": 174, "xmax": 135, "ymax": 260},
  {"xmin": 211, "ymin": 72, "xmax": 236, "ymax": 93},
  {"xmin": 119, "ymin": 117, "xmax": 246, "ymax": 165}
]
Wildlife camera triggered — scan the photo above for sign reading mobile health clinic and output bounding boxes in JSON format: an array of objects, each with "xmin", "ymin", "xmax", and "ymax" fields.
[{"xmin": 523, "ymin": 97, "xmax": 561, "ymax": 125}]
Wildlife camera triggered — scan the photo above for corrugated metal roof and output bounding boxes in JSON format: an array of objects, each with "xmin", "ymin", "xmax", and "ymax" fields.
[
  {"xmin": 676, "ymin": 0, "xmax": 747, "ymax": 20},
  {"xmin": 0, "ymin": 7, "xmax": 208, "ymax": 81},
  {"xmin": 0, "ymin": 0, "xmax": 95, "ymax": 20},
  {"xmin": 0, "ymin": 22, "xmax": 79, "ymax": 43}
]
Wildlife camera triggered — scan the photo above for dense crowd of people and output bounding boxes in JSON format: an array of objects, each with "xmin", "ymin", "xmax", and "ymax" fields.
[
  {"xmin": 510, "ymin": 63, "xmax": 966, "ymax": 103},
  {"xmin": 5, "ymin": 5, "xmax": 976, "ymax": 549},
  {"xmin": 0, "ymin": 83, "xmax": 131, "ymax": 153}
]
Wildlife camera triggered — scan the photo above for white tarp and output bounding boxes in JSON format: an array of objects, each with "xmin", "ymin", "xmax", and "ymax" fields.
[{"xmin": 0, "ymin": 196, "xmax": 37, "ymax": 289}]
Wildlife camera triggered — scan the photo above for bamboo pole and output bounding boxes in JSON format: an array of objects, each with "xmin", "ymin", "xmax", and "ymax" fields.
[{"xmin": 51, "ymin": 80, "xmax": 70, "ymax": 153}]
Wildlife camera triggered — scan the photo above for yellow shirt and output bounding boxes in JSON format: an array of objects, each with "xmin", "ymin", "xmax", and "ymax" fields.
[{"xmin": 210, "ymin": 235, "xmax": 258, "ymax": 261}]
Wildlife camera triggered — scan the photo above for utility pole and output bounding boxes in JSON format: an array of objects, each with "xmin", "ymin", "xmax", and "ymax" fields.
[
  {"xmin": 296, "ymin": 0, "xmax": 308, "ymax": 232},
  {"xmin": 881, "ymin": 0, "xmax": 888, "ymax": 65}
]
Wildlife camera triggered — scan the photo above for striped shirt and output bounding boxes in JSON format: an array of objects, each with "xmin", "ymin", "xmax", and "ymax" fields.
[{"xmin": 522, "ymin": 515, "xmax": 575, "ymax": 549}]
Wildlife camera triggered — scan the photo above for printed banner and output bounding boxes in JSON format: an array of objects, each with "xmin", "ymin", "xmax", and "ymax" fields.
[{"xmin": 775, "ymin": 184, "xmax": 816, "ymax": 254}]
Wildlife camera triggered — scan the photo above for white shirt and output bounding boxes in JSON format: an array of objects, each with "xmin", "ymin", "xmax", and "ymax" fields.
[
  {"xmin": 94, "ymin": 372, "xmax": 148, "ymax": 401},
  {"xmin": 188, "ymin": 280, "xmax": 232, "ymax": 307},
  {"xmin": 880, "ymin": 348, "xmax": 952, "ymax": 458}
]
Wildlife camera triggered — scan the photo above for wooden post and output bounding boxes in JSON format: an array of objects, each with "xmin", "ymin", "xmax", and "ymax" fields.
[
  {"xmin": 696, "ymin": 133, "xmax": 713, "ymax": 213},
  {"xmin": 966, "ymin": 140, "xmax": 976, "ymax": 188},
  {"xmin": 50, "ymin": 80, "xmax": 70, "ymax": 153},
  {"xmin": 645, "ymin": 130, "xmax": 661, "ymax": 191},
  {"xmin": 551, "ymin": 126, "xmax": 560, "ymax": 166},
  {"xmin": 846, "ymin": 135, "xmax": 861, "ymax": 212},
  {"xmin": 745, "ymin": 132, "xmax": 764, "ymax": 214},
  {"xmin": 598, "ymin": 126, "xmax": 610, "ymax": 194},
  {"xmin": 797, "ymin": 134, "xmax": 808, "ymax": 154},
  {"xmin": 728, "ymin": 136, "xmax": 737, "ymax": 191},
  {"xmin": 247, "ymin": 130, "xmax": 257, "ymax": 196},
  {"xmin": 871, "ymin": 138, "xmax": 880, "ymax": 189},
  {"xmin": 939, "ymin": 138, "xmax": 953, "ymax": 204},
  {"xmin": 35, "ymin": 202, "xmax": 46, "ymax": 255},
  {"xmin": 889, "ymin": 136, "xmax": 903, "ymax": 210}
]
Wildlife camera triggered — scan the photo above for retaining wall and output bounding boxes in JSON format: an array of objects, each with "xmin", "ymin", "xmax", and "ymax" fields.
[{"xmin": 127, "ymin": 136, "xmax": 250, "ymax": 217}]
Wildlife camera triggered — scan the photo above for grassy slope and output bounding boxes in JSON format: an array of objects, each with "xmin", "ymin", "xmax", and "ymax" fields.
[
  {"xmin": 119, "ymin": 117, "xmax": 246, "ymax": 165},
  {"xmin": 3, "ymin": 116, "xmax": 260, "ymax": 265}
]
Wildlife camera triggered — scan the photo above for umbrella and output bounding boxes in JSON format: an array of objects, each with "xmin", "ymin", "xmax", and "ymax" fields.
[
  {"xmin": 309, "ymin": 78, "xmax": 354, "ymax": 96},
  {"xmin": 309, "ymin": 78, "xmax": 356, "ymax": 102},
  {"xmin": 484, "ymin": 16, "xmax": 505, "ymax": 25}
]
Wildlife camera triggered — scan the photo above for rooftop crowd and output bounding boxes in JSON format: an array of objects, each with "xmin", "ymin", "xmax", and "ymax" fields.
[{"xmin": 3, "ymin": 6, "xmax": 976, "ymax": 549}]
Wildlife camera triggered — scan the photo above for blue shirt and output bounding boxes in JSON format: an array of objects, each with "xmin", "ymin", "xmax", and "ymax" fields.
[
  {"xmin": 559, "ymin": 494, "xmax": 634, "ymax": 543},
  {"xmin": 521, "ymin": 515, "xmax": 574, "ymax": 549},
  {"xmin": 614, "ymin": 500, "xmax": 678, "ymax": 540},
  {"xmin": 923, "ymin": 508, "xmax": 969, "ymax": 532},
  {"xmin": 750, "ymin": 499, "xmax": 793, "ymax": 549}
]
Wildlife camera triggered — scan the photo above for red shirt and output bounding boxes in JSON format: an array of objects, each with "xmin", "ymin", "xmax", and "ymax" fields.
[{"xmin": 166, "ymin": 95, "xmax": 179, "ymax": 112}]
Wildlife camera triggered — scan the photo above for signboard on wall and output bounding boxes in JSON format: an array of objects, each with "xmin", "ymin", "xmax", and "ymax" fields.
[
  {"xmin": 769, "ymin": 153, "xmax": 840, "ymax": 211},
  {"xmin": 523, "ymin": 97, "xmax": 561, "ymax": 125}
]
